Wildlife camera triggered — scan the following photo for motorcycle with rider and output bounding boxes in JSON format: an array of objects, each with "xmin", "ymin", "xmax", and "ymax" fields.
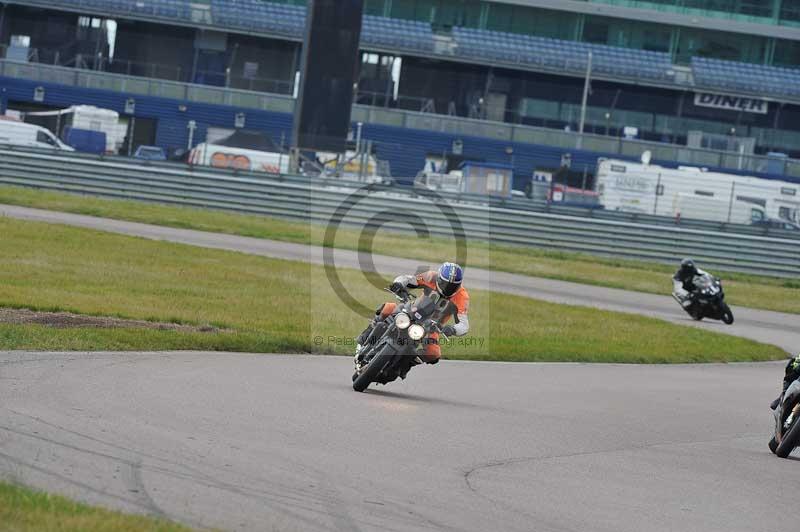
[
  {"xmin": 351, "ymin": 262, "xmax": 469, "ymax": 392},
  {"xmin": 769, "ymin": 354, "xmax": 800, "ymax": 458},
  {"xmin": 672, "ymin": 258, "xmax": 734, "ymax": 325}
]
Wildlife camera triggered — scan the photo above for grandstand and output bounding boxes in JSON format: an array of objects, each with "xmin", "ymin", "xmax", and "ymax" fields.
[{"xmin": 2, "ymin": 0, "xmax": 800, "ymax": 182}]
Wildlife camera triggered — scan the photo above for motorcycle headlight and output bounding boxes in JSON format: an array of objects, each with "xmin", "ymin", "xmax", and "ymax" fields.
[
  {"xmin": 408, "ymin": 324, "xmax": 425, "ymax": 341},
  {"xmin": 395, "ymin": 313, "xmax": 411, "ymax": 330}
]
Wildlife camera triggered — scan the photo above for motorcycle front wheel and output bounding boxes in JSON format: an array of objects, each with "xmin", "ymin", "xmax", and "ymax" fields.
[
  {"xmin": 353, "ymin": 345, "xmax": 393, "ymax": 393},
  {"xmin": 721, "ymin": 303, "xmax": 734, "ymax": 325},
  {"xmin": 777, "ymin": 408, "xmax": 800, "ymax": 458}
]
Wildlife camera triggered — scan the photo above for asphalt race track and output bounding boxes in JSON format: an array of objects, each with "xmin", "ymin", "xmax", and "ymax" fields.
[
  {"xmin": 1, "ymin": 204, "xmax": 798, "ymax": 352},
  {"xmin": 1, "ymin": 205, "xmax": 799, "ymax": 530},
  {"xmin": 1, "ymin": 352, "xmax": 798, "ymax": 532}
]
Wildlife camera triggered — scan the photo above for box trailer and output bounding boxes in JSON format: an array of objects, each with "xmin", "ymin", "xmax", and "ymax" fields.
[
  {"xmin": 415, "ymin": 161, "xmax": 513, "ymax": 199},
  {"xmin": 25, "ymin": 106, "xmax": 127, "ymax": 154},
  {"xmin": 596, "ymin": 157, "xmax": 799, "ymax": 224}
]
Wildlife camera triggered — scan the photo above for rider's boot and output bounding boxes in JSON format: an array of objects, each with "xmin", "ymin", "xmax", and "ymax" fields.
[{"xmin": 398, "ymin": 356, "xmax": 423, "ymax": 380}]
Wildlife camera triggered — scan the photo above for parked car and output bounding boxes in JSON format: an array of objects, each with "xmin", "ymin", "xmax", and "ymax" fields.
[
  {"xmin": 133, "ymin": 145, "xmax": 167, "ymax": 161},
  {"xmin": 752, "ymin": 218, "xmax": 800, "ymax": 231}
]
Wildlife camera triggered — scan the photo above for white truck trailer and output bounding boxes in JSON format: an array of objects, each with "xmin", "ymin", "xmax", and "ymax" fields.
[{"xmin": 595, "ymin": 155, "xmax": 800, "ymax": 225}]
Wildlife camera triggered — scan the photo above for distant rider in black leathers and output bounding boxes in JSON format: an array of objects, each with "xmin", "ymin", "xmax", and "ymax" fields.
[{"xmin": 672, "ymin": 258, "xmax": 707, "ymax": 308}]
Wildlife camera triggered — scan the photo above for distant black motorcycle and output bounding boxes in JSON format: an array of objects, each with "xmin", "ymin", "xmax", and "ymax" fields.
[
  {"xmin": 352, "ymin": 287, "xmax": 457, "ymax": 393},
  {"xmin": 673, "ymin": 273, "xmax": 734, "ymax": 325},
  {"xmin": 770, "ymin": 379, "xmax": 800, "ymax": 458}
]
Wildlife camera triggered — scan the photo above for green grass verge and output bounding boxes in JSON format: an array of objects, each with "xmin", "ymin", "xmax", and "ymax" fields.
[
  {"xmin": 0, "ymin": 185, "xmax": 796, "ymax": 314},
  {"xmin": 0, "ymin": 216, "xmax": 785, "ymax": 363},
  {"xmin": 0, "ymin": 481, "xmax": 196, "ymax": 532}
]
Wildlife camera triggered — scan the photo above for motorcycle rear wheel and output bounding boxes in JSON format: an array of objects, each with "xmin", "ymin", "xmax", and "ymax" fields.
[
  {"xmin": 776, "ymin": 410, "xmax": 800, "ymax": 458},
  {"xmin": 353, "ymin": 346, "xmax": 392, "ymax": 393}
]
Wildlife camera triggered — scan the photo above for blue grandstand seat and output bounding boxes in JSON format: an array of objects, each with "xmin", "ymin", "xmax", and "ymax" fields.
[
  {"xmin": 40, "ymin": 0, "xmax": 794, "ymax": 100},
  {"xmin": 451, "ymin": 27, "xmax": 673, "ymax": 82},
  {"xmin": 692, "ymin": 57, "xmax": 800, "ymax": 99}
]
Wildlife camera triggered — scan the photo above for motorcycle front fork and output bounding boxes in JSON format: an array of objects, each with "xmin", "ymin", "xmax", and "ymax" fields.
[
  {"xmin": 785, "ymin": 403, "xmax": 800, "ymax": 431},
  {"xmin": 354, "ymin": 321, "xmax": 388, "ymax": 367}
]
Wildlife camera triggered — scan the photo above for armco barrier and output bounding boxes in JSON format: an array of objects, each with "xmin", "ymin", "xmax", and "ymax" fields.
[
  {"xmin": 0, "ymin": 148, "xmax": 798, "ymax": 277},
  {"xmin": 1, "ymin": 145, "xmax": 796, "ymax": 239}
]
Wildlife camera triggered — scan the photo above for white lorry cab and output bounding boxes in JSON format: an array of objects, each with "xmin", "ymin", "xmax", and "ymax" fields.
[
  {"xmin": 671, "ymin": 192, "xmax": 766, "ymax": 225},
  {"xmin": 595, "ymin": 155, "xmax": 799, "ymax": 225},
  {"xmin": 0, "ymin": 119, "xmax": 74, "ymax": 151}
]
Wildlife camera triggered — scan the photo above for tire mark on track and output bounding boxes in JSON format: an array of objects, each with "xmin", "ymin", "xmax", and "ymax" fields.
[
  {"xmin": 0, "ymin": 450, "xmax": 159, "ymax": 514},
  {"xmin": 124, "ymin": 458, "xmax": 168, "ymax": 520},
  {"xmin": 462, "ymin": 432, "xmax": 764, "ymax": 531},
  {"xmin": 6, "ymin": 408, "xmax": 331, "ymax": 505},
  {"xmin": 0, "ymin": 420, "xmax": 380, "ymax": 531},
  {"xmin": 463, "ymin": 432, "xmax": 763, "ymax": 491}
]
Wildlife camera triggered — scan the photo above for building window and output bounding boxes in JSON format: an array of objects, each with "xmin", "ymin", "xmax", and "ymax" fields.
[{"xmin": 487, "ymin": 173, "xmax": 505, "ymax": 192}]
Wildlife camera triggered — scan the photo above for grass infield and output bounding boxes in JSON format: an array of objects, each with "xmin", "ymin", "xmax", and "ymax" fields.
[
  {"xmin": 0, "ymin": 481, "xmax": 197, "ymax": 532},
  {"xmin": 0, "ymin": 185, "xmax": 796, "ymax": 314},
  {"xmin": 0, "ymin": 216, "xmax": 786, "ymax": 363}
]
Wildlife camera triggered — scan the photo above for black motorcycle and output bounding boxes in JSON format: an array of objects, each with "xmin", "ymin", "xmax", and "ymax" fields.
[
  {"xmin": 352, "ymin": 287, "xmax": 457, "ymax": 393},
  {"xmin": 770, "ymin": 379, "xmax": 800, "ymax": 458},
  {"xmin": 673, "ymin": 273, "xmax": 734, "ymax": 325}
]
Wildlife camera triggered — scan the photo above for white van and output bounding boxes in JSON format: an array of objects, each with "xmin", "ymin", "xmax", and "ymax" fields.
[
  {"xmin": 0, "ymin": 119, "xmax": 74, "ymax": 151},
  {"xmin": 189, "ymin": 143, "xmax": 290, "ymax": 174}
]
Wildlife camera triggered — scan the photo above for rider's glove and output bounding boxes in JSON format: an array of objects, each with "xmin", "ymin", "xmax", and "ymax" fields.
[
  {"xmin": 390, "ymin": 281, "xmax": 405, "ymax": 294},
  {"xmin": 441, "ymin": 325, "xmax": 457, "ymax": 337}
]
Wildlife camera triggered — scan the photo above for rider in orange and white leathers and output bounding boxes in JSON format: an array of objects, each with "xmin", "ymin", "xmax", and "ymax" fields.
[{"xmin": 356, "ymin": 262, "xmax": 469, "ymax": 364}]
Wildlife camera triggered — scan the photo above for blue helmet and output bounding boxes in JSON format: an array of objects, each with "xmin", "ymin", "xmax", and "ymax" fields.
[{"xmin": 436, "ymin": 262, "xmax": 464, "ymax": 299}]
